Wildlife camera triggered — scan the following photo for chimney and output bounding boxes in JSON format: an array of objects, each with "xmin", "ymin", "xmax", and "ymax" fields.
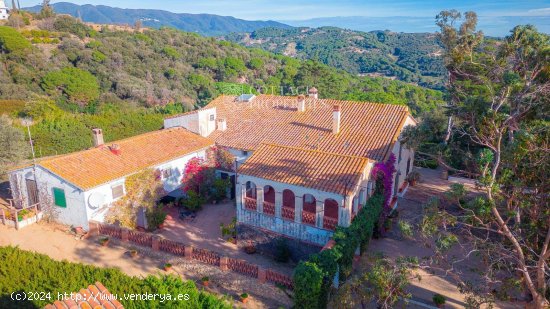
[
  {"xmin": 92, "ymin": 128, "xmax": 104, "ymax": 147},
  {"xmin": 297, "ymin": 95, "xmax": 306, "ymax": 112},
  {"xmin": 308, "ymin": 87, "xmax": 318, "ymax": 99},
  {"xmin": 332, "ymin": 105, "xmax": 341, "ymax": 134},
  {"xmin": 109, "ymin": 144, "xmax": 121, "ymax": 155},
  {"xmin": 217, "ymin": 118, "xmax": 227, "ymax": 131}
]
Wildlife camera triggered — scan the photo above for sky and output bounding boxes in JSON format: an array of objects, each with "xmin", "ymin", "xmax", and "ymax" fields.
[{"xmin": 17, "ymin": 0, "xmax": 550, "ymax": 35}]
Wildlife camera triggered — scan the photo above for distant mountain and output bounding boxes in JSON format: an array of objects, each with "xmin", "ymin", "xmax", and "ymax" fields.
[
  {"xmin": 23, "ymin": 2, "xmax": 292, "ymax": 36},
  {"xmin": 281, "ymin": 16, "xmax": 550, "ymax": 37},
  {"xmin": 224, "ymin": 27, "xmax": 446, "ymax": 89}
]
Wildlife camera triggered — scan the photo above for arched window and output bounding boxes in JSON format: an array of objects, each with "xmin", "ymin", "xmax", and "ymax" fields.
[
  {"xmin": 324, "ymin": 198, "xmax": 339, "ymax": 230},
  {"xmin": 303, "ymin": 194, "xmax": 316, "ymax": 213},
  {"xmin": 282, "ymin": 189, "xmax": 295, "ymax": 208},
  {"xmin": 264, "ymin": 185, "xmax": 275, "ymax": 203},
  {"xmin": 245, "ymin": 181, "xmax": 256, "ymax": 199}
]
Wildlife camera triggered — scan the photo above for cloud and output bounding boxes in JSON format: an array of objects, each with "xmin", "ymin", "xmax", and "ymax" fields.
[{"xmin": 527, "ymin": 7, "xmax": 550, "ymax": 16}]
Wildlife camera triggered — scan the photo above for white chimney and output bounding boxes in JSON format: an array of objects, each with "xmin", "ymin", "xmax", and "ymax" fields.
[
  {"xmin": 297, "ymin": 95, "xmax": 306, "ymax": 112},
  {"xmin": 308, "ymin": 87, "xmax": 318, "ymax": 99},
  {"xmin": 332, "ymin": 105, "xmax": 341, "ymax": 134},
  {"xmin": 217, "ymin": 118, "xmax": 227, "ymax": 131},
  {"xmin": 92, "ymin": 128, "xmax": 104, "ymax": 147}
]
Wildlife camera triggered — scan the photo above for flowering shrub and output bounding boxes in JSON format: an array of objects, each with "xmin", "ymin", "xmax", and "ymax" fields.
[
  {"xmin": 182, "ymin": 157, "xmax": 210, "ymax": 193},
  {"xmin": 370, "ymin": 153, "xmax": 397, "ymax": 214},
  {"xmin": 208, "ymin": 146, "xmax": 235, "ymax": 171},
  {"xmin": 181, "ymin": 149, "xmax": 233, "ymax": 205}
]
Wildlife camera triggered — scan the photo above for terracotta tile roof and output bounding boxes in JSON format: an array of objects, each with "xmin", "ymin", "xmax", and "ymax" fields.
[
  {"xmin": 205, "ymin": 95, "xmax": 410, "ymax": 161},
  {"xmin": 44, "ymin": 282, "xmax": 124, "ymax": 309},
  {"xmin": 238, "ymin": 143, "xmax": 369, "ymax": 195},
  {"xmin": 38, "ymin": 127, "xmax": 213, "ymax": 190}
]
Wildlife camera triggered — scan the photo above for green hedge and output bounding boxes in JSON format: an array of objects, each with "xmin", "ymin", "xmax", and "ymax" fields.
[
  {"xmin": 0, "ymin": 246, "xmax": 231, "ymax": 309},
  {"xmin": 293, "ymin": 193, "xmax": 384, "ymax": 309}
]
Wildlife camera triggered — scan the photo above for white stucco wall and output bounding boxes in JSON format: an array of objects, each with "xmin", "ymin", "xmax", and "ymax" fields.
[
  {"xmin": 9, "ymin": 149, "xmax": 208, "ymax": 230},
  {"xmin": 0, "ymin": 8, "xmax": 8, "ymax": 20},
  {"xmin": 9, "ymin": 166, "xmax": 89, "ymax": 229},
  {"xmin": 390, "ymin": 115, "xmax": 416, "ymax": 196},
  {"xmin": 163, "ymin": 107, "xmax": 217, "ymax": 137},
  {"xmin": 83, "ymin": 149, "xmax": 208, "ymax": 224}
]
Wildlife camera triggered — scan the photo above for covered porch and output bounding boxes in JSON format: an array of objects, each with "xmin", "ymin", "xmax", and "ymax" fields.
[
  {"xmin": 242, "ymin": 180, "xmax": 352, "ymax": 231},
  {"xmin": 235, "ymin": 143, "xmax": 371, "ymax": 245}
]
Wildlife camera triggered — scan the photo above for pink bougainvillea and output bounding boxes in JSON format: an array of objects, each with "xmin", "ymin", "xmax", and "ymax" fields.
[
  {"xmin": 182, "ymin": 157, "xmax": 208, "ymax": 192},
  {"xmin": 370, "ymin": 153, "xmax": 397, "ymax": 214}
]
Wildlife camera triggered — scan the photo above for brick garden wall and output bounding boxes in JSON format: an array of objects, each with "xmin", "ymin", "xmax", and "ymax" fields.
[{"xmin": 89, "ymin": 221, "xmax": 293, "ymax": 289}]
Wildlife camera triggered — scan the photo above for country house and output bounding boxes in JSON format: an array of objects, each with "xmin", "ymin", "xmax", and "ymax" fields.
[
  {"xmin": 164, "ymin": 89, "xmax": 416, "ymax": 245},
  {"xmin": 8, "ymin": 128, "xmax": 212, "ymax": 230},
  {"xmin": 8, "ymin": 90, "xmax": 414, "ymax": 244}
]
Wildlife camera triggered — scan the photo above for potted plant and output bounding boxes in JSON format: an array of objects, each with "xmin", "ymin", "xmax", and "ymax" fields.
[
  {"xmin": 239, "ymin": 293, "xmax": 249, "ymax": 303},
  {"xmin": 407, "ymin": 170, "xmax": 421, "ymax": 186},
  {"xmin": 201, "ymin": 276, "xmax": 210, "ymax": 287},
  {"xmin": 129, "ymin": 249, "xmax": 138, "ymax": 258},
  {"xmin": 432, "ymin": 293, "xmax": 446, "ymax": 308},
  {"xmin": 163, "ymin": 263, "xmax": 172, "ymax": 271},
  {"xmin": 99, "ymin": 236, "xmax": 110, "ymax": 246}
]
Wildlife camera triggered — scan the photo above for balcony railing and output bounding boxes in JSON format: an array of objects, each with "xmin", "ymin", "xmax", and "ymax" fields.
[
  {"xmin": 323, "ymin": 216, "xmax": 338, "ymax": 231},
  {"xmin": 282, "ymin": 206, "xmax": 295, "ymax": 221},
  {"xmin": 263, "ymin": 201, "xmax": 275, "ymax": 216},
  {"xmin": 244, "ymin": 197, "xmax": 257, "ymax": 211},
  {"xmin": 302, "ymin": 211, "xmax": 315, "ymax": 226}
]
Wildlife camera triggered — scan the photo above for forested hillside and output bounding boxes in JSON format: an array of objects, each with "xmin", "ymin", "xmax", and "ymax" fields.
[
  {"xmin": 24, "ymin": 2, "xmax": 292, "ymax": 36},
  {"xmin": 225, "ymin": 27, "xmax": 447, "ymax": 89},
  {"xmin": 0, "ymin": 12, "xmax": 444, "ymax": 168}
]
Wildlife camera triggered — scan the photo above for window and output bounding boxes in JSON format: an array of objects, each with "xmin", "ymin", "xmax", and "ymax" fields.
[
  {"xmin": 209, "ymin": 114, "xmax": 215, "ymax": 121},
  {"xmin": 53, "ymin": 188, "xmax": 66, "ymax": 208},
  {"xmin": 242, "ymin": 150, "xmax": 248, "ymax": 156},
  {"xmin": 111, "ymin": 184, "xmax": 124, "ymax": 199},
  {"xmin": 162, "ymin": 168, "xmax": 172, "ymax": 179}
]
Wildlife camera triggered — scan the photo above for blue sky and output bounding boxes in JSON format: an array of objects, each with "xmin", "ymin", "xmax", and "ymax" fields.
[{"xmin": 18, "ymin": 0, "xmax": 550, "ymax": 35}]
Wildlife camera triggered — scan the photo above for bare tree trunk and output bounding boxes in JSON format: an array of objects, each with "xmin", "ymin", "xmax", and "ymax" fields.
[{"xmin": 444, "ymin": 116, "xmax": 452, "ymax": 144}]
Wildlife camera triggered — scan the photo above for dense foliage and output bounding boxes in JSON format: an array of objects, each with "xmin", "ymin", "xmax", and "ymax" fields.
[
  {"xmin": 0, "ymin": 246, "xmax": 231, "ymax": 309},
  {"xmin": 18, "ymin": 98, "xmax": 176, "ymax": 156},
  {"xmin": 293, "ymin": 193, "xmax": 384, "ymax": 309},
  {"xmin": 226, "ymin": 27, "xmax": 447, "ymax": 89}
]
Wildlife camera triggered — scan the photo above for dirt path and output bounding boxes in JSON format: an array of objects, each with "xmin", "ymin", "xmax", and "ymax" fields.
[
  {"xmin": 365, "ymin": 168, "xmax": 521, "ymax": 309},
  {"xmin": 0, "ymin": 222, "xmax": 292, "ymax": 309}
]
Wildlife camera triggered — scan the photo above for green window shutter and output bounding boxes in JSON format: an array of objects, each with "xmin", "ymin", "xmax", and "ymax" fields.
[{"xmin": 53, "ymin": 188, "xmax": 67, "ymax": 208}]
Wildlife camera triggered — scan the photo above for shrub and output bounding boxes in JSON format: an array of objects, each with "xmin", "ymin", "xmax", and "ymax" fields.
[
  {"xmin": 0, "ymin": 246, "xmax": 231, "ymax": 308},
  {"xmin": 211, "ymin": 178, "xmax": 230, "ymax": 202},
  {"xmin": 0, "ymin": 26, "xmax": 32, "ymax": 53},
  {"xmin": 181, "ymin": 190, "xmax": 206, "ymax": 211},
  {"xmin": 162, "ymin": 46, "xmax": 181, "ymax": 60},
  {"xmin": 274, "ymin": 238, "xmax": 291, "ymax": 263},
  {"xmin": 433, "ymin": 293, "xmax": 446, "ymax": 305},
  {"xmin": 293, "ymin": 192, "xmax": 385, "ymax": 309},
  {"xmin": 41, "ymin": 67, "xmax": 100, "ymax": 105},
  {"xmin": 146, "ymin": 205, "xmax": 167, "ymax": 231}
]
